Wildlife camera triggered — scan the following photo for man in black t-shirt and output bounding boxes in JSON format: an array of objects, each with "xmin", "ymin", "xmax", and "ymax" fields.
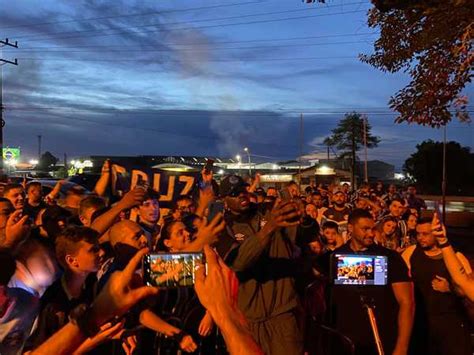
[
  {"xmin": 24, "ymin": 182, "xmax": 46, "ymax": 221},
  {"xmin": 325, "ymin": 209, "xmax": 414, "ymax": 355},
  {"xmin": 402, "ymin": 218, "xmax": 472, "ymax": 355},
  {"xmin": 322, "ymin": 187, "xmax": 351, "ymax": 239}
]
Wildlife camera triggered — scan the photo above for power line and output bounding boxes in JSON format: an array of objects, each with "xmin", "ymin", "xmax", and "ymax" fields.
[
  {"xmin": 0, "ymin": 0, "xmax": 267, "ymax": 30},
  {"xmin": 12, "ymin": 40, "xmax": 374, "ymax": 54},
  {"xmin": 14, "ymin": 55, "xmax": 356, "ymax": 62},
  {"xmin": 15, "ymin": 2, "xmax": 368, "ymax": 41},
  {"xmin": 19, "ymin": 9, "xmax": 368, "ymax": 43},
  {"xmin": 15, "ymin": 32, "xmax": 378, "ymax": 50}
]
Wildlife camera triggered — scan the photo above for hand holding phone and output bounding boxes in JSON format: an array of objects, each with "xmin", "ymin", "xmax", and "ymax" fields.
[{"xmin": 143, "ymin": 253, "xmax": 204, "ymax": 288}]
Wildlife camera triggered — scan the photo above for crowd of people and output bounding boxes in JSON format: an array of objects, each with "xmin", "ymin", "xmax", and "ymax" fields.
[{"xmin": 0, "ymin": 162, "xmax": 472, "ymax": 355}]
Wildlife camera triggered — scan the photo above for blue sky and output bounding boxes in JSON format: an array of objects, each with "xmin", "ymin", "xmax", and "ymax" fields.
[{"xmin": 1, "ymin": 0, "xmax": 472, "ymax": 169}]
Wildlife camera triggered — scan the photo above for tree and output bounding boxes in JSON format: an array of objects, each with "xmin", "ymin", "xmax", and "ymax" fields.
[
  {"xmin": 361, "ymin": 0, "xmax": 473, "ymax": 127},
  {"xmin": 38, "ymin": 151, "xmax": 59, "ymax": 170},
  {"xmin": 324, "ymin": 112, "xmax": 380, "ymax": 188},
  {"xmin": 404, "ymin": 140, "xmax": 474, "ymax": 195}
]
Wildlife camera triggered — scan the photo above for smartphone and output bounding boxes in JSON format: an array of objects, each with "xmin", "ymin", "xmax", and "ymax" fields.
[
  {"xmin": 433, "ymin": 201, "xmax": 444, "ymax": 231},
  {"xmin": 136, "ymin": 176, "xmax": 149, "ymax": 190},
  {"xmin": 143, "ymin": 252, "xmax": 204, "ymax": 288},
  {"xmin": 204, "ymin": 159, "xmax": 214, "ymax": 174},
  {"xmin": 208, "ymin": 201, "xmax": 224, "ymax": 222}
]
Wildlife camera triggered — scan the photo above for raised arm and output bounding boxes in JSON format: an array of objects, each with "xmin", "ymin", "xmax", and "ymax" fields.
[
  {"xmin": 91, "ymin": 188, "xmax": 145, "ymax": 236},
  {"xmin": 431, "ymin": 212, "xmax": 474, "ymax": 300},
  {"xmin": 93, "ymin": 160, "xmax": 111, "ymax": 197},
  {"xmin": 30, "ymin": 248, "xmax": 158, "ymax": 355},
  {"xmin": 231, "ymin": 201, "xmax": 300, "ymax": 272},
  {"xmin": 195, "ymin": 246, "xmax": 263, "ymax": 355}
]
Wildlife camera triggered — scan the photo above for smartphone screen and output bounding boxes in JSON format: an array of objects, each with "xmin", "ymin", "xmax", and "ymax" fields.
[
  {"xmin": 143, "ymin": 252, "xmax": 204, "ymax": 288},
  {"xmin": 332, "ymin": 254, "xmax": 388, "ymax": 286}
]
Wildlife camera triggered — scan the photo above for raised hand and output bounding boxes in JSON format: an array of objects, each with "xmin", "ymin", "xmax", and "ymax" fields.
[
  {"xmin": 268, "ymin": 200, "xmax": 301, "ymax": 229},
  {"xmin": 194, "ymin": 212, "xmax": 225, "ymax": 246},
  {"xmin": 4, "ymin": 210, "xmax": 31, "ymax": 248},
  {"xmin": 117, "ymin": 188, "xmax": 147, "ymax": 210},
  {"xmin": 90, "ymin": 248, "xmax": 159, "ymax": 325}
]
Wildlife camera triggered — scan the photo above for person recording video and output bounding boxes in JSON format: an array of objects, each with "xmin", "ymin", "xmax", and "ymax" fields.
[{"xmin": 321, "ymin": 209, "xmax": 414, "ymax": 355}]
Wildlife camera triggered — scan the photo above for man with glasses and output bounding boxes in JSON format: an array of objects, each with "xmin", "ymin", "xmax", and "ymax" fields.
[{"xmin": 217, "ymin": 175, "xmax": 304, "ymax": 355}]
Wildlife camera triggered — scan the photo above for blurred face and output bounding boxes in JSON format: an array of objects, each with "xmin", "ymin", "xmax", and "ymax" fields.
[
  {"xmin": 305, "ymin": 204, "xmax": 317, "ymax": 218},
  {"xmin": 122, "ymin": 224, "xmax": 148, "ymax": 250},
  {"xmin": 342, "ymin": 184, "xmax": 350, "ymax": 192},
  {"xmin": 388, "ymin": 184, "xmax": 397, "ymax": 194},
  {"xmin": 332, "ymin": 192, "xmax": 346, "ymax": 207},
  {"xmin": 323, "ymin": 228, "xmax": 338, "ymax": 245},
  {"xmin": 376, "ymin": 183, "xmax": 383, "ymax": 191},
  {"xmin": 349, "ymin": 217, "xmax": 375, "ymax": 248},
  {"xmin": 0, "ymin": 201, "xmax": 14, "ymax": 229},
  {"xmin": 5, "ymin": 188, "xmax": 25, "ymax": 210},
  {"xmin": 139, "ymin": 199, "xmax": 160, "ymax": 224},
  {"xmin": 288, "ymin": 184, "xmax": 300, "ymax": 198},
  {"xmin": 407, "ymin": 214, "xmax": 417, "ymax": 230},
  {"xmin": 79, "ymin": 207, "xmax": 96, "ymax": 227},
  {"xmin": 27, "ymin": 246, "xmax": 58, "ymax": 288},
  {"xmin": 69, "ymin": 241, "xmax": 101, "ymax": 273},
  {"xmin": 355, "ymin": 198, "xmax": 369, "ymax": 210},
  {"xmin": 267, "ymin": 188, "xmax": 277, "ymax": 197},
  {"xmin": 389, "ymin": 201, "xmax": 404, "ymax": 218},
  {"xmin": 382, "ymin": 220, "xmax": 397, "ymax": 236},
  {"xmin": 407, "ymin": 186, "xmax": 416, "ymax": 196},
  {"xmin": 311, "ymin": 195, "xmax": 323, "ymax": 208},
  {"xmin": 416, "ymin": 223, "xmax": 436, "ymax": 250},
  {"xmin": 27, "ymin": 185, "xmax": 42, "ymax": 204},
  {"xmin": 225, "ymin": 191, "xmax": 250, "ymax": 214},
  {"xmin": 176, "ymin": 198, "xmax": 194, "ymax": 215},
  {"xmin": 165, "ymin": 222, "xmax": 190, "ymax": 252},
  {"xmin": 308, "ymin": 240, "xmax": 322, "ymax": 255}
]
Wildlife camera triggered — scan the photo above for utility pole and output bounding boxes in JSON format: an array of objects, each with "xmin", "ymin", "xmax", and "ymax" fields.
[
  {"xmin": 0, "ymin": 38, "xmax": 18, "ymax": 176},
  {"xmin": 363, "ymin": 115, "xmax": 368, "ymax": 183},
  {"xmin": 37, "ymin": 135, "xmax": 42, "ymax": 160},
  {"xmin": 442, "ymin": 125, "xmax": 447, "ymax": 224}
]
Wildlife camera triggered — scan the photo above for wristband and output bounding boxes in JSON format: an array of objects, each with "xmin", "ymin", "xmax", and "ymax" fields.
[
  {"xmin": 69, "ymin": 303, "xmax": 101, "ymax": 338},
  {"xmin": 438, "ymin": 240, "xmax": 451, "ymax": 249}
]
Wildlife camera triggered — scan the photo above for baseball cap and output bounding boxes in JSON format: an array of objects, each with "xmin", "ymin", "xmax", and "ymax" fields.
[
  {"xmin": 332, "ymin": 186, "xmax": 346, "ymax": 195},
  {"xmin": 219, "ymin": 175, "xmax": 247, "ymax": 197}
]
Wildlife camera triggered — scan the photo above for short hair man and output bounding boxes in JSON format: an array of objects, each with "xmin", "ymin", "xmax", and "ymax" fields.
[
  {"xmin": 3, "ymin": 184, "xmax": 25, "ymax": 211},
  {"xmin": 402, "ymin": 218, "xmax": 472, "ymax": 355},
  {"xmin": 322, "ymin": 187, "xmax": 351, "ymax": 240},
  {"xmin": 98, "ymin": 220, "xmax": 197, "ymax": 353},
  {"xmin": 78, "ymin": 195, "xmax": 106, "ymax": 227},
  {"xmin": 216, "ymin": 175, "xmax": 303, "ymax": 355},
  {"xmin": 326, "ymin": 209, "xmax": 414, "ymax": 355},
  {"xmin": 405, "ymin": 185, "xmax": 427, "ymax": 214},
  {"xmin": 136, "ymin": 189, "xmax": 160, "ymax": 248},
  {"xmin": 24, "ymin": 182, "xmax": 45, "ymax": 220},
  {"xmin": 28, "ymin": 226, "xmax": 101, "ymax": 349}
]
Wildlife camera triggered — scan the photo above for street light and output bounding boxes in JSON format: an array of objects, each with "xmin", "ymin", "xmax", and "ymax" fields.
[
  {"xmin": 244, "ymin": 147, "xmax": 251, "ymax": 176},
  {"xmin": 235, "ymin": 155, "xmax": 241, "ymax": 176}
]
